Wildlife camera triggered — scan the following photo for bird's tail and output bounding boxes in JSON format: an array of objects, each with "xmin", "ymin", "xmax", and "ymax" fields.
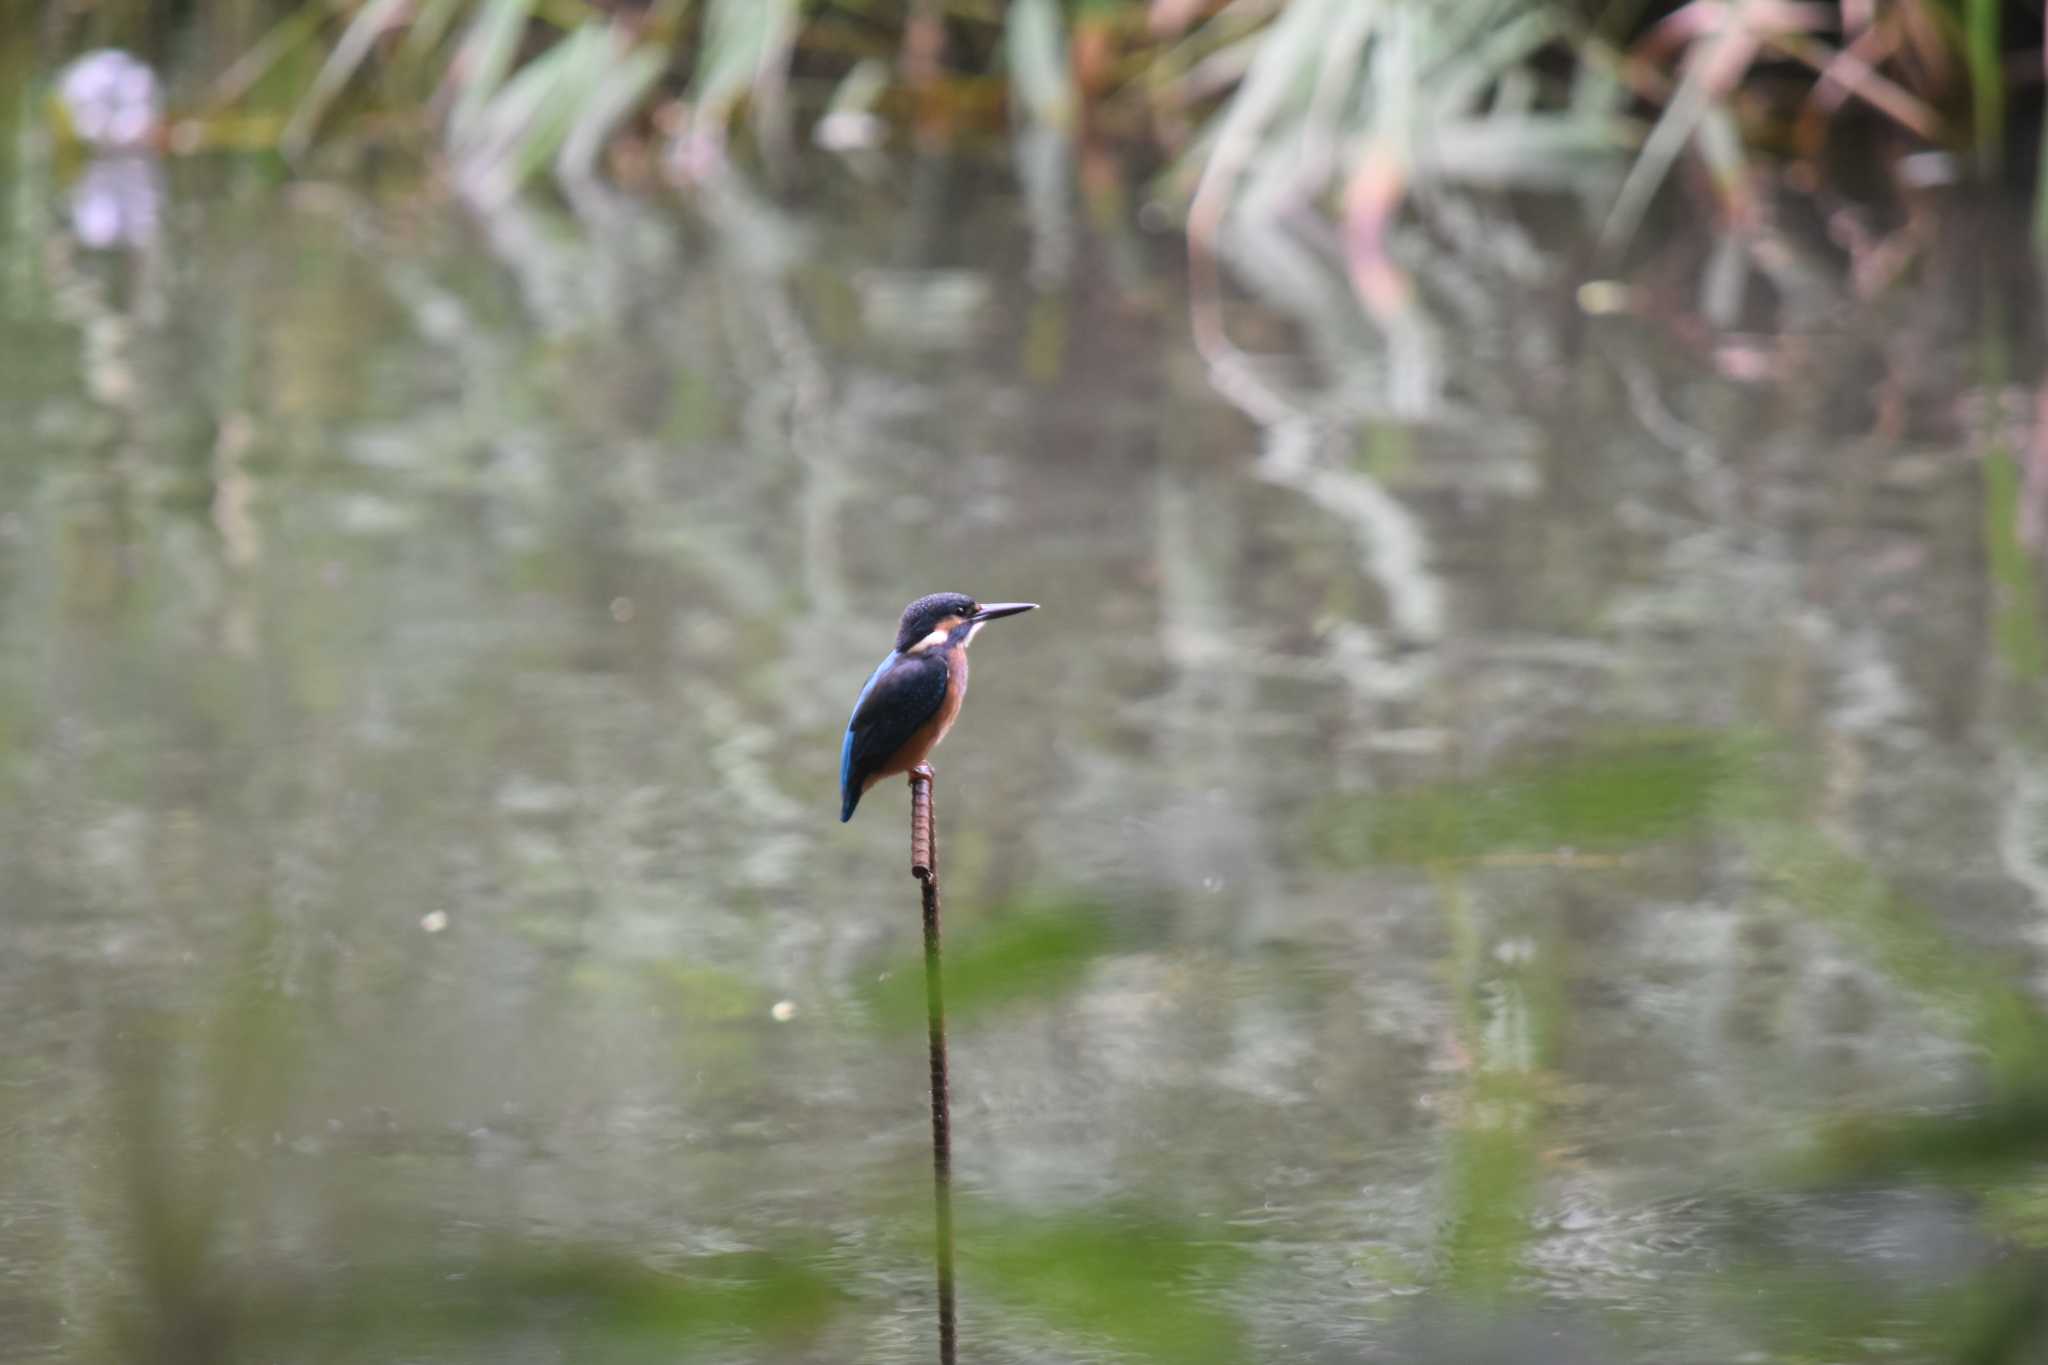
[{"xmin": 840, "ymin": 786, "xmax": 860, "ymax": 822}]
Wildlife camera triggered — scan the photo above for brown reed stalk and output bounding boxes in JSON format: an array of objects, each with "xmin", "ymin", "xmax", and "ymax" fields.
[{"xmin": 909, "ymin": 763, "xmax": 955, "ymax": 1365}]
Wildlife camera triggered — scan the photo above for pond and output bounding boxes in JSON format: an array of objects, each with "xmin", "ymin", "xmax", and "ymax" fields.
[{"xmin": 4, "ymin": 97, "xmax": 2048, "ymax": 1363}]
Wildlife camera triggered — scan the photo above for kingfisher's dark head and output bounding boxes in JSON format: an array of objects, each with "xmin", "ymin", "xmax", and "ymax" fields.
[{"xmin": 893, "ymin": 592, "xmax": 1038, "ymax": 653}]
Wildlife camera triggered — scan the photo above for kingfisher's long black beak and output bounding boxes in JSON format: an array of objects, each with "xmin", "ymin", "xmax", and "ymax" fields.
[{"xmin": 971, "ymin": 602, "xmax": 1038, "ymax": 623}]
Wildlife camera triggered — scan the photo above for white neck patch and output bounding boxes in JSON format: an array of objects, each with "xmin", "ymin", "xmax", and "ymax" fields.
[{"xmin": 908, "ymin": 615, "xmax": 966, "ymax": 653}]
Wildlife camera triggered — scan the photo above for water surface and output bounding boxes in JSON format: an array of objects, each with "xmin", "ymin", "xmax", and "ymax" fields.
[{"xmin": 4, "ymin": 130, "xmax": 2048, "ymax": 1363}]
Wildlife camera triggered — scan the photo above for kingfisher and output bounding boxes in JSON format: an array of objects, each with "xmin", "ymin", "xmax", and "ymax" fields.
[{"xmin": 839, "ymin": 593, "xmax": 1039, "ymax": 822}]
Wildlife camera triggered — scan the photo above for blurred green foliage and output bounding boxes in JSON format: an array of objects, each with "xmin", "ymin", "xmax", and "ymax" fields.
[
  {"xmin": 269, "ymin": 1247, "xmax": 845, "ymax": 1357},
  {"xmin": 861, "ymin": 895, "xmax": 1117, "ymax": 1033},
  {"xmin": 1316, "ymin": 733, "xmax": 1749, "ymax": 867},
  {"xmin": 24, "ymin": 0, "xmax": 2048, "ymax": 262},
  {"xmin": 1758, "ymin": 829, "xmax": 2048, "ymax": 1093},
  {"xmin": 964, "ymin": 1206, "xmax": 1249, "ymax": 1365},
  {"xmin": 121, "ymin": 1242, "xmax": 845, "ymax": 1362},
  {"xmin": 1986, "ymin": 451, "xmax": 2047, "ymax": 687}
]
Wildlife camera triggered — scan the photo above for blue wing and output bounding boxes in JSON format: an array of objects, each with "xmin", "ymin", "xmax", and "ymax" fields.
[
  {"xmin": 839, "ymin": 649, "xmax": 949, "ymax": 821},
  {"xmin": 839, "ymin": 652, "xmax": 896, "ymax": 800}
]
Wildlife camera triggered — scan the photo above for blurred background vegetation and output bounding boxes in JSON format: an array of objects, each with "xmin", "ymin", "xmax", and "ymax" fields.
[
  {"xmin": 5, "ymin": 0, "xmax": 2048, "ymax": 1362},
  {"xmin": 12, "ymin": 0, "xmax": 2048, "ymax": 263}
]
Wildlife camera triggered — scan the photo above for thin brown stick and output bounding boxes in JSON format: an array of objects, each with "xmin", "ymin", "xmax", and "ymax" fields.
[
  {"xmin": 909, "ymin": 763, "xmax": 955, "ymax": 1365},
  {"xmin": 911, "ymin": 766, "xmax": 935, "ymax": 881}
]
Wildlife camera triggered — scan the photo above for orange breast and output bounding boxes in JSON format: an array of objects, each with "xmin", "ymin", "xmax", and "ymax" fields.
[{"xmin": 861, "ymin": 646, "xmax": 970, "ymax": 789}]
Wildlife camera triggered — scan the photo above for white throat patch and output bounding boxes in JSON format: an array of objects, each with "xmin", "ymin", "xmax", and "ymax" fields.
[{"xmin": 908, "ymin": 615, "xmax": 967, "ymax": 653}]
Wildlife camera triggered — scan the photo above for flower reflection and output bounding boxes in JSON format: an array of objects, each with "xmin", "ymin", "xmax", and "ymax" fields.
[
  {"xmin": 54, "ymin": 50, "xmax": 165, "ymax": 253},
  {"xmin": 68, "ymin": 155, "xmax": 162, "ymax": 251}
]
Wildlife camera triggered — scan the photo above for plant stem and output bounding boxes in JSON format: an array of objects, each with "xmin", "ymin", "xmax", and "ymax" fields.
[
  {"xmin": 1967, "ymin": 0, "xmax": 2004, "ymax": 171},
  {"xmin": 910, "ymin": 764, "xmax": 956, "ymax": 1365}
]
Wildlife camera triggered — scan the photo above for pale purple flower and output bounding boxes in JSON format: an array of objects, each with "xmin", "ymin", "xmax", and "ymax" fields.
[{"xmin": 57, "ymin": 49, "xmax": 160, "ymax": 150}]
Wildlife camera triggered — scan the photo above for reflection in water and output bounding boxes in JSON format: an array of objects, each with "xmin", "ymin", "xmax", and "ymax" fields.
[
  {"xmin": 67, "ymin": 155, "xmax": 162, "ymax": 252},
  {"xmin": 1, "ymin": 118, "xmax": 2047, "ymax": 1362},
  {"xmin": 54, "ymin": 50, "xmax": 164, "ymax": 254}
]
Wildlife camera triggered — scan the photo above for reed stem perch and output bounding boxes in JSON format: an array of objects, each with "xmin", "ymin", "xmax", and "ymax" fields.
[{"xmin": 909, "ymin": 762, "xmax": 955, "ymax": 1365}]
